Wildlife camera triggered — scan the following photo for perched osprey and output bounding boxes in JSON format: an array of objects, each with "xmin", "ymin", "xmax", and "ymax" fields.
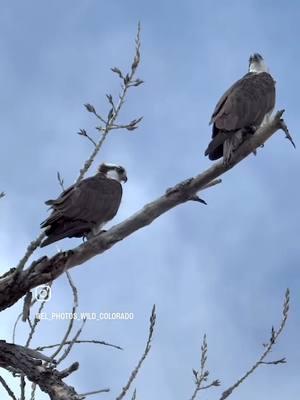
[
  {"xmin": 40, "ymin": 163, "xmax": 127, "ymax": 247},
  {"xmin": 205, "ymin": 53, "xmax": 276, "ymax": 163}
]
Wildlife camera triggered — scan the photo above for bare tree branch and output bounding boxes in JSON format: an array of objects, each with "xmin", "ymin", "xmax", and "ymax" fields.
[
  {"xmin": 22, "ymin": 291, "xmax": 32, "ymax": 322},
  {"xmin": 75, "ymin": 22, "xmax": 142, "ymax": 185},
  {"xmin": 57, "ymin": 362, "xmax": 79, "ymax": 379},
  {"xmin": 56, "ymin": 318, "xmax": 87, "ymax": 365},
  {"xmin": 48, "ymin": 272, "xmax": 78, "ymax": 364},
  {"xmin": 12, "ymin": 296, "xmax": 39, "ymax": 344},
  {"xmin": 35, "ymin": 339, "xmax": 122, "ymax": 352},
  {"xmin": 20, "ymin": 374, "xmax": 26, "ymax": 400},
  {"xmin": 10, "ymin": 273, "xmax": 121, "ymax": 399},
  {"xmin": 15, "ymin": 232, "xmax": 46, "ymax": 274},
  {"xmin": 115, "ymin": 305, "xmax": 156, "ymax": 400},
  {"xmin": 77, "ymin": 129, "xmax": 97, "ymax": 147},
  {"xmin": 0, "ymin": 374, "xmax": 17, "ymax": 400},
  {"xmin": 0, "ymin": 111, "xmax": 291, "ymax": 312},
  {"xmin": 25, "ymin": 285, "xmax": 52, "ymax": 347},
  {"xmin": 0, "ymin": 341, "xmax": 81, "ymax": 400},
  {"xmin": 78, "ymin": 388, "xmax": 110, "ymax": 399},
  {"xmin": 0, "ymin": 19, "xmax": 293, "ymax": 400},
  {"xmin": 30, "ymin": 382, "xmax": 37, "ymax": 400},
  {"xmin": 189, "ymin": 335, "xmax": 220, "ymax": 400},
  {"xmin": 12, "ymin": 312, "xmax": 22, "ymax": 343},
  {"xmin": 219, "ymin": 289, "xmax": 290, "ymax": 400}
]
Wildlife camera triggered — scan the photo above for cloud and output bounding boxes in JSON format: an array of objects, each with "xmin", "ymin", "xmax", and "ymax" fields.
[{"xmin": 0, "ymin": 1, "xmax": 299, "ymax": 399}]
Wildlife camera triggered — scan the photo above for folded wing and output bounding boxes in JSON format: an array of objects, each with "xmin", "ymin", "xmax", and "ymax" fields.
[{"xmin": 40, "ymin": 176, "xmax": 122, "ymax": 247}]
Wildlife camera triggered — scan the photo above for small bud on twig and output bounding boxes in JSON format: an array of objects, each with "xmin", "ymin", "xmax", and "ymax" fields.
[
  {"xmin": 84, "ymin": 103, "xmax": 96, "ymax": 113},
  {"xmin": 132, "ymin": 79, "xmax": 144, "ymax": 87},
  {"xmin": 111, "ymin": 67, "xmax": 124, "ymax": 79}
]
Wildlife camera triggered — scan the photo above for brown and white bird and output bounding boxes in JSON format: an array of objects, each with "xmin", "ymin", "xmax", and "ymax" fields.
[
  {"xmin": 40, "ymin": 163, "xmax": 127, "ymax": 247},
  {"xmin": 205, "ymin": 53, "xmax": 276, "ymax": 163}
]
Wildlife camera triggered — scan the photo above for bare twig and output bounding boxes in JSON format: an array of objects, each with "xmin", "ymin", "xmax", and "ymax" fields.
[
  {"xmin": 190, "ymin": 335, "xmax": 220, "ymax": 400},
  {"xmin": 25, "ymin": 299, "xmax": 47, "ymax": 348},
  {"xmin": 200, "ymin": 179, "xmax": 222, "ymax": 191},
  {"xmin": 36, "ymin": 339, "xmax": 122, "ymax": 352},
  {"xmin": 13, "ymin": 297, "xmax": 39, "ymax": 343},
  {"xmin": 56, "ymin": 318, "xmax": 87, "ymax": 365},
  {"xmin": 76, "ymin": 22, "xmax": 142, "ymax": 184},
  {"xmin": 14, "ymin": 232, "xmax": 46, "ymax": 273},
  {"xmin": 77, "ymin": 129, "xmax": 97, "ymax": 147},
  {"xmin": 25, "ymin": 283, "xmax": 53, "ymax": 349},
  {"xmin": 219, "ymin": 289, "xmax": 290, "ymax": 400},
  {"xmin": 12, "ymin": 313, "xmax": 22, "ymax": 343},
  {"xmin": 104, "ymin": 116, "xmax": 143, "ymax": 132},
  {"xmin": 115, "ymin": 305, "xmax": 156, "ymax": 400},
  {"xmin": 20, "ymin": 297, "xmax": 50, "ymax": 398},
  {"xmin": 49, "ymin": 272, "xmax": 78, "ymax": 364},
  {"xmin": 25, "ymin": 286, "xmax": 52, "ymax": 400},
  {"xmin": 57, "ymin": 362, "xmax": 79, "ymax": 378},
  {"xmin": 20, "ymin": 374, "xmax": 26, "ymax": 400},
  {"xmin": 30, "ymin": 383, "xmax": 37, "ymax": 400},
  {"xmin": 78, "ymin": 388, "xmax": 110, "ymax": 399},
  {"xmin": 279, "ymin": 119, "xmax": 296, "ymax": 148},
  {"xmin": 22, "ymin": 291, "xmax": 32, "ymax": 322},
  {"xmin": 260, "ymin": 358, "xmax": 286, "ymax": 365},
  {"xmin": 0, "ymin": 375, "xmax": 17, "ymax": 400}
]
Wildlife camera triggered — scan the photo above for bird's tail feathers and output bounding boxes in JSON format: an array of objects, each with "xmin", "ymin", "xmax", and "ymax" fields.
[
  {"xmin": 40, "ymin": 221, "xmax": 90, "ymax": 247},
  {"xmin": 204, "ymin": 132, "xmax": 229, "ymax": 160}
]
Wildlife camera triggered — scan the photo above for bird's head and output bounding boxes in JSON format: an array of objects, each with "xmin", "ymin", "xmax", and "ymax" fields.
[
  {"xmin": 248, "ymin": 53, "xmax": 269, "ymax": 73},
  {"xmin": 98, "ymin": 163, "xmax": 128, "ymax": 183}
]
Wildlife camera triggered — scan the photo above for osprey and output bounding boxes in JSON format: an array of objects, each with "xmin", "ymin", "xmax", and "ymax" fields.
[
  {"xmin": 40, "ymin": 163, "xmax": 127, "ymax": 247},
  {"xmin": 205, "ymin": 53, "xmax": 276, "ymax": 163}
]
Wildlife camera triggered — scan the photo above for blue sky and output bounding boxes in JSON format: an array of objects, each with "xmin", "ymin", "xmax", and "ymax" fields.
[{"xmin": 0, "ymin": 1, "xmax": 300, "ymax": 399}]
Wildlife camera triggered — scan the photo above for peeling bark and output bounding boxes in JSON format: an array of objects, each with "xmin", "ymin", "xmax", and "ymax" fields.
[{"xmin": 0, "ymin": 341, "xmax": 80, "ymax": 400}]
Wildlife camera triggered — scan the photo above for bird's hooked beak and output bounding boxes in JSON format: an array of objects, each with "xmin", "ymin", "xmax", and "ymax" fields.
[{"xmin": 121, "ymin": 174, "xmax": 128, "ymax": 183}]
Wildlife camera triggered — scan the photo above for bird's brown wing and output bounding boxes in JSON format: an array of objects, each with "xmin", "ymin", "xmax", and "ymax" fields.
[
  {"xmin": 41, "ymin": 176, "xmax": 123, "ymax": 228},
  {"xmin": 44, "ymin": 184, "xmax": 75, "ymax": 206},
  {"xmin": 211, "ymin": 72, "xmax": 275, "ymax": 133},
  {"xmin": 209, "ymin": 74, "xmax": 250, "ymax": 126}
]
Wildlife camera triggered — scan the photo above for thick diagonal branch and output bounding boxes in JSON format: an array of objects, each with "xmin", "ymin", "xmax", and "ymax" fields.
[{"xmin": 0, "ymin": 111, "xmax": 292, "ymax": 311}]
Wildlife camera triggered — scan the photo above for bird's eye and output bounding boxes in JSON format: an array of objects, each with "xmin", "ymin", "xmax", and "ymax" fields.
[{"xmin": 118, "ymin": 167, "xmax": 124, "ymax": 173}]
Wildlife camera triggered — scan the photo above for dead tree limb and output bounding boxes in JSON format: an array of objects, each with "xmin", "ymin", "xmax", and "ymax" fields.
[
  {"xmin": 0, "ymin": 111, "xmax": 292, "ymax": 312},
  {"xmin": 0, "ymin": 341, "xmax": 80, "ymax": 400}
]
